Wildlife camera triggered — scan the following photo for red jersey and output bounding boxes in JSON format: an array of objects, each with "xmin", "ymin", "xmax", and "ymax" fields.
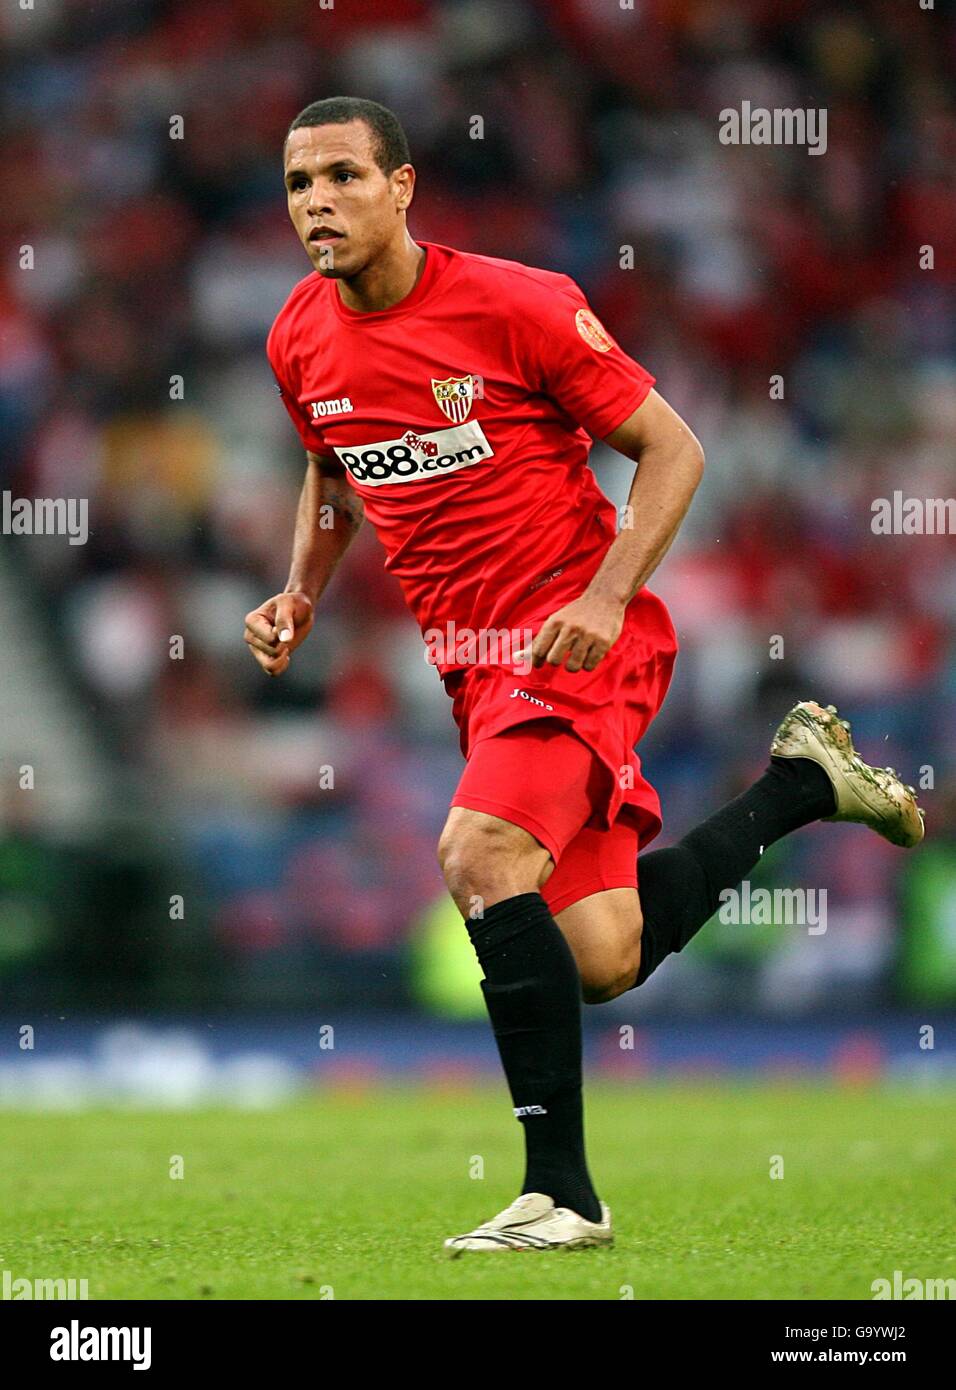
[{"xmin": 267, "ymin": 241, "xmax": 659, "ymax": 677}]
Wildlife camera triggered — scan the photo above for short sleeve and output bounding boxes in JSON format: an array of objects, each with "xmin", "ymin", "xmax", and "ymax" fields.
[
  {"xmin": 520, "ymin": 278, "xmax": 655, "ymax": 439},
  {"xmin": 266, "ymin": 327, "xmax": 327, "ymax": 455}
]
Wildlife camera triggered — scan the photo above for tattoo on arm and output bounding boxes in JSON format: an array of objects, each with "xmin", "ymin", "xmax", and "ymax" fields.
[
  {"xmin": 311, "ymin": 454, "xmax": 364, "ymax": 533},
  {"xmin": 320, "ymin": 475, "xmax": 363, "ymax": 531}
]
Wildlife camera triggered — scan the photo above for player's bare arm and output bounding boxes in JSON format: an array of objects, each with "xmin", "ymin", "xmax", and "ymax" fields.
[
  {"xmin": 244, "ymin": 451, "xmax": 364, "ymax": 677},
  {"xmin": 531, "ymin": 389, "xmax": 705, "ymax": 673}
]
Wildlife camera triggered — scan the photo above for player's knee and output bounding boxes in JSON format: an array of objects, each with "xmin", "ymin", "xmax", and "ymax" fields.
[
  {"xmin": 437, "ymin": 820, "xmax": 511, "ymax": 902},
  {"xmin": 438, "ymin": 817, "xmax": 536, "ymax": 911},
  {"xmin": 579, "ymin": 926, "xmax": 643, "ymax": 1005}
]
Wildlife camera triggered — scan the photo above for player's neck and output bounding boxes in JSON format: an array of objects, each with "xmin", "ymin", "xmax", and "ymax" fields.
[{"xmin": 336, "ymin": 236, "xmax": 427, "ymax": 314}]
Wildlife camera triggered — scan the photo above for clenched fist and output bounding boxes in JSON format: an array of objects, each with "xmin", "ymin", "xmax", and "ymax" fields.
[
  {"xmin": 244, "ymin": 590, "xmax": 314, "ymax": 677},
  {"xmin": 530, "ymin": 593, "xmax": 625, "ymax": 673}
]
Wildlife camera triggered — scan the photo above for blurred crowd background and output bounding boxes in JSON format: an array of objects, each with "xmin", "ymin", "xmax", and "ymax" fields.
[{"xmin": 1, "ymin": 0, "xmax": 955, "ymax": 1030}]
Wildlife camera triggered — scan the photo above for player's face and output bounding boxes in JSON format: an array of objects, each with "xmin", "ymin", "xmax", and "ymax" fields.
[{"xmin": 283, "ymin": 121, "xmax": 414, "ymax": 278}]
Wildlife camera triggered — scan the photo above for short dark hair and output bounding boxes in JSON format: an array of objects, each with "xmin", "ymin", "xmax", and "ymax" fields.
[{"xmin": 286, "ymin": 97, "xmax": 411, "ymax": 175}]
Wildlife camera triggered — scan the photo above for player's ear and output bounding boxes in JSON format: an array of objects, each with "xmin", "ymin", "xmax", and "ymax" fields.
[{"xmin": 394, "ymin": 163, "xmax": 416, "ymax": 212}]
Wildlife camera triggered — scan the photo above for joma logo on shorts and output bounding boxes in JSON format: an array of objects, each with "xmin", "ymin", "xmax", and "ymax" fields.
[
  {"xmin": 333, "ymin": 420, "xmax": 493, "ymax": 486},
  {"xmin": 509, "ymin": 688, "xmax": 554, "ymax": 711},
  {"xmin": 514, "ymin": 1105, "xmax": 547, "ymax": 1117}
]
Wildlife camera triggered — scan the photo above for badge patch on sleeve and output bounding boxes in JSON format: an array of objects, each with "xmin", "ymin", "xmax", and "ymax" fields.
[{"xmin": 575, "ymin": 308, "xmax": 614, "ymax": 353}]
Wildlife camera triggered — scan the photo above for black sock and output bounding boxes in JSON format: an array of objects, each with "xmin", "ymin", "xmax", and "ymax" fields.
[
  {"xmin": 633, "ymin": 757, "xmax": 835, "ymax": 987},
  {"xmin": 468, "ymin": 892, "xmax": 601, "ymax": 1223}
]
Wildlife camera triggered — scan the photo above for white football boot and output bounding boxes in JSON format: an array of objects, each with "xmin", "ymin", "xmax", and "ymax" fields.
[
  {"xmin": 444, "ymin": 1192, "xmax": 613, "ymax": 1256},
  {"xmin": 771, "ymin": 700, "xmax": 924, "ymax": 848}
]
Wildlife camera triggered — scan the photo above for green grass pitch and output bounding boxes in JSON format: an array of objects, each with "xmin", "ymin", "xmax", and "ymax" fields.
[{"xmin": 2, "ymin": 1082, "xmax": 953, "ymax": 1300}]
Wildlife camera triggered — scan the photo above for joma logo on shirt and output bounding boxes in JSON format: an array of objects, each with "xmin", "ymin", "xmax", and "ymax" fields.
[
  {"xmin": 310, "ymin": 397, "xmax": 353, "ymax": 418},
  {"xmin": 334, "ymin": 420, "xmax": 493, "ymax": 486}
]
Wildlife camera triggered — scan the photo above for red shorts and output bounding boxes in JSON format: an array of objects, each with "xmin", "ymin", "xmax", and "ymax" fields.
[
  {"xmin": 446, "ymin": 589, "xmax": 677, "ymax": 915},
  {"xmin": 453, "ymin": 721, "xmax": 645, "ymax": 914}
]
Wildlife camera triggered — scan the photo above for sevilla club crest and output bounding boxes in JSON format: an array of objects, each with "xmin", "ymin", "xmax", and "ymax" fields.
[{"xmin": 431, "ymin": 374, "xmax": 475, "ymax": 424}]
